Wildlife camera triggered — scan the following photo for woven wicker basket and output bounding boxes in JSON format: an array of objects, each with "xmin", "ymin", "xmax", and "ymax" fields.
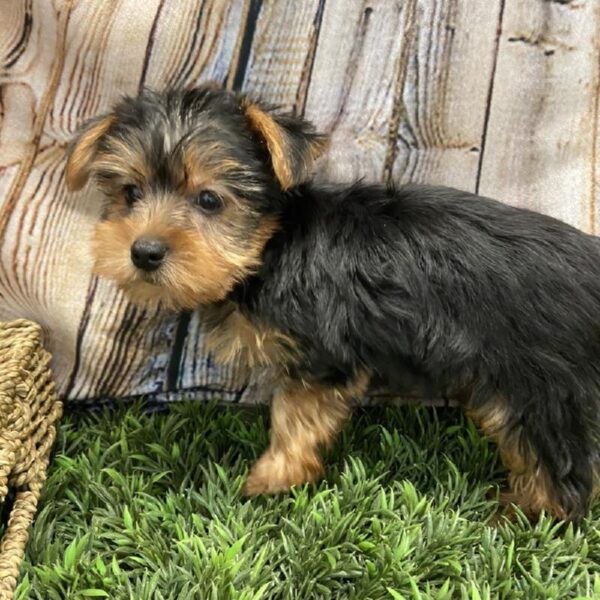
[{"xmin": 0, "ymin": 319, "xmax": 62, "ymax": 599}]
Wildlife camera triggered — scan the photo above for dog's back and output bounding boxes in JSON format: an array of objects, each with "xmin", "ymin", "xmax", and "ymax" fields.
[
  {"xmin": 248, "ymin": 183, "xmax": 600, "ymax": 390},
  {"xmin": 238, "ymin": 182, "xmax": 600, "ymax": 520}
]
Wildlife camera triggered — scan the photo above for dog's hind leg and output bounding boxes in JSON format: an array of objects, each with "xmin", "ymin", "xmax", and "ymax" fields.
[
  {"xmin": 467, "ymin": 394, "xmax": 595, "ymax": 521},
  {"xmin": 243, "ymin": 374, "xmax": 369, "ymax": 495}
]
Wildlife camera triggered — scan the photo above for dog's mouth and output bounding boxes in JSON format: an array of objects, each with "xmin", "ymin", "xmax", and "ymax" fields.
[
  {"xmin": 117, "ymin": 267, "xmax": 208, "ymax": 311},
  {"xmin": 138, "ymin": 270, "xmax": 160, "ymax": 285},
  {"xmin": 119, "ymin": 276, "xmax": 182, "ymax": 310},
  {"xmin": 93, "ymin": 257, "xmax": 175, "ymax": 306}
]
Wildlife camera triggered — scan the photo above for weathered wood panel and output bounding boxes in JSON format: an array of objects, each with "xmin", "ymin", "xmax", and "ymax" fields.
[
  {"xmin": 0, "ymin": 0, "xmax": 599, "ymax": 402},
  {"xmin": 306, "ymin": 0, "xmax": 419, "ymax": 182},
  {"xmin": 478, "ymin": 0, "xmax": 600, "ymax": 230},
  {"xmin": 0, "ymin": 0, "xmax": 79, "ymax": 386},
  {"xmin": 141, "ymin": 0, "xmax": 246, "ymax": 91},
  {"xmin": 238, "ymin": 0, "xmax": 324, "ymax": 109},
  {"xmin": 305, "ymin": 0, "xmax": 505, "ymax": 190},
  {"xmin": 389, "ymin": 0, "xmax": 504, "ymax": 189}
]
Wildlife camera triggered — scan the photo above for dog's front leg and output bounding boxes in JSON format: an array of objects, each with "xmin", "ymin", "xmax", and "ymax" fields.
[{"xmin": 243, "ymin": 374, "xmax": 368, "ymax": 495}]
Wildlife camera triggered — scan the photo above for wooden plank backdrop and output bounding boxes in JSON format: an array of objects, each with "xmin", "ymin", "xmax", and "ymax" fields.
[{"xmin": 0, "ymin": 0, "xmax": 599, "ymax": 402}]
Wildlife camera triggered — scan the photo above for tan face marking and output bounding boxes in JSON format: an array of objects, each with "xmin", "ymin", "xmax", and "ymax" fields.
[{"xmin": 92, "ymin": 190, "xmax": 277, "ymax": 309}]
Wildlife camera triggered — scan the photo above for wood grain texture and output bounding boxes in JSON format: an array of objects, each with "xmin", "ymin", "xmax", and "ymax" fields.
[
  {"xmin": 478, "ymin": 0, "xmax": 600, "ymax": 230},
  {"xmin": 238, "ymin": 0, "xmax": 324, "ymax": 109},
  {"xmin": 305, "ymin": 0, "xmax": 419, "ymax": 182},
  {"xmin": 0, "ymin": 0, "xmax": 598, "ymax": 402},
  {"xmin": 305, "ymin": 0, "xmax": 506, "ymax": 190},
  {"xmin": 389, "ymin": 0, "xmax": 504, "ymax": 189}
]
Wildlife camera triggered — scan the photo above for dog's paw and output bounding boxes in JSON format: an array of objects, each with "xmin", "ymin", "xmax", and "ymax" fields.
[{"xmin": 243, "ymin": 450, "xmax": 323, "ymax": 496}]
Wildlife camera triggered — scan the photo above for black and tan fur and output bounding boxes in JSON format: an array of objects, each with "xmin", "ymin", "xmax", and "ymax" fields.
[{"xmin": 66, "ymin": 84, "xmax": 600, "ymax": 522}]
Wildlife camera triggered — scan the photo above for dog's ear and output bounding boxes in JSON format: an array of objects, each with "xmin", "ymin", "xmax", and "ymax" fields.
[
  {"xmin": 65, "ymin": 114, "xmax": 115, "ymax": 191},
  {"xmin": 242, "ymin": 101, "xmax": 328, "ymax": 190}
]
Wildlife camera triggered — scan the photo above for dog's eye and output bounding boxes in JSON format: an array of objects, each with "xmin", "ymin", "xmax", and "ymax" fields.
[
  {"xmin": 194, "ymin": 191, "xmax": 223, "ymax": 213},
  {"xmin": 123, "ymin": 184, "xmax": 142, "ymax": 206}
]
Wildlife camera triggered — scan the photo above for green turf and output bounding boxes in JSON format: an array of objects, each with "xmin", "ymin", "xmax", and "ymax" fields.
[{"xmin": 14, "ymin": 401, "xmax": 600, "ymax": 600}]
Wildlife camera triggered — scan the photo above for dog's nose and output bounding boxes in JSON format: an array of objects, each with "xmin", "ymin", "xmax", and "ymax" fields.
[{"xmin": 131, "ymin": 237, "xmax": 168, "ymax": 272}]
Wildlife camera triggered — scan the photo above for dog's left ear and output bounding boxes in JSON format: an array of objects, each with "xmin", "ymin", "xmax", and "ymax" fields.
[
  {"xmin": 65, "ymin": 114, "xmax": 116, "ymax": 191},
  {"xmin": 242, "ymin": 101, "xmax": 328, "ymax": 190}
]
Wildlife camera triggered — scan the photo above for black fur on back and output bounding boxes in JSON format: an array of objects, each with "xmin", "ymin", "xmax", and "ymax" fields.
[{"xmin": 231, "ymin": 182, "xmax": 600, "ymax": 519}]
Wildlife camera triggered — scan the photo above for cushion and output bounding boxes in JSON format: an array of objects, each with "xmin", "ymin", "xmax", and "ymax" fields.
[{"xmin": 0, "ymin": 1, "xmax": 597, "ymax": 402}]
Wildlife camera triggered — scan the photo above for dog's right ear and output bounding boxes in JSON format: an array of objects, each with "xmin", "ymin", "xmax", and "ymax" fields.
[{"xmin": 65, "ymin": 114, "xmax": 115, "ymax": 191}]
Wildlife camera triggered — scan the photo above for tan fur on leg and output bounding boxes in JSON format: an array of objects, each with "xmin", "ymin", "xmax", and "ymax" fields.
[
  {"xmin": 244, "ymin": 373, "xmax": 369, "ymax": 495},
  {"xmin": 467, "ymin": 396, "xmax": 567, "ymax": 520}
]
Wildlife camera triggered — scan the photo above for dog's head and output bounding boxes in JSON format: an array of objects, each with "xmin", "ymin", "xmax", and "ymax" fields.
[{"xmin": 66, "ymin": 84, "xmax": 327, "ymax": 309}]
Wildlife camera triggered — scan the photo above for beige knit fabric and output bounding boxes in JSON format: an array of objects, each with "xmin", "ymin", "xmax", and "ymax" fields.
[{"xmin": 0, "ymin": 320, "xmax": 62, "ymax": 599}]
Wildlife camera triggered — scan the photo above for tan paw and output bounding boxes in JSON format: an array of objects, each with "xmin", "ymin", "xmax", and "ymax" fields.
[
  {"xmin": 488, "ymin": 487, "xmax": 546, "ymax": 522},
  {"xmin": 243, "ymin": 450, "xmax": 324, "ymax": 496}
]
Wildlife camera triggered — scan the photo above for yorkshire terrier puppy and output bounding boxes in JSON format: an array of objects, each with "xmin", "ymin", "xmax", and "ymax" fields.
[{"xmin": 65, "ymin": 83, "xmax": 600, "ymax": 522}]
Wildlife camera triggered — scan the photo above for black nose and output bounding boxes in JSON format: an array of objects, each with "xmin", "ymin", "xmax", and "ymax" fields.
[{"xmin": 131, "ymin": 238, "xmax": 168, "ymax": 272}]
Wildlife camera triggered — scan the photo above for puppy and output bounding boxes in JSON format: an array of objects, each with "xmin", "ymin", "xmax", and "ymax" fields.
[{"xmin": 65, "ymin": 84, "xmax": 600, "ymax": 522}]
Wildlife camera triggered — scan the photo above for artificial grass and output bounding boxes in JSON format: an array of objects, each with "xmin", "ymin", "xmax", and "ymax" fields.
[{"xmin": 13, "ymin": 401, "xmax": 600, "ymax": 600}]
